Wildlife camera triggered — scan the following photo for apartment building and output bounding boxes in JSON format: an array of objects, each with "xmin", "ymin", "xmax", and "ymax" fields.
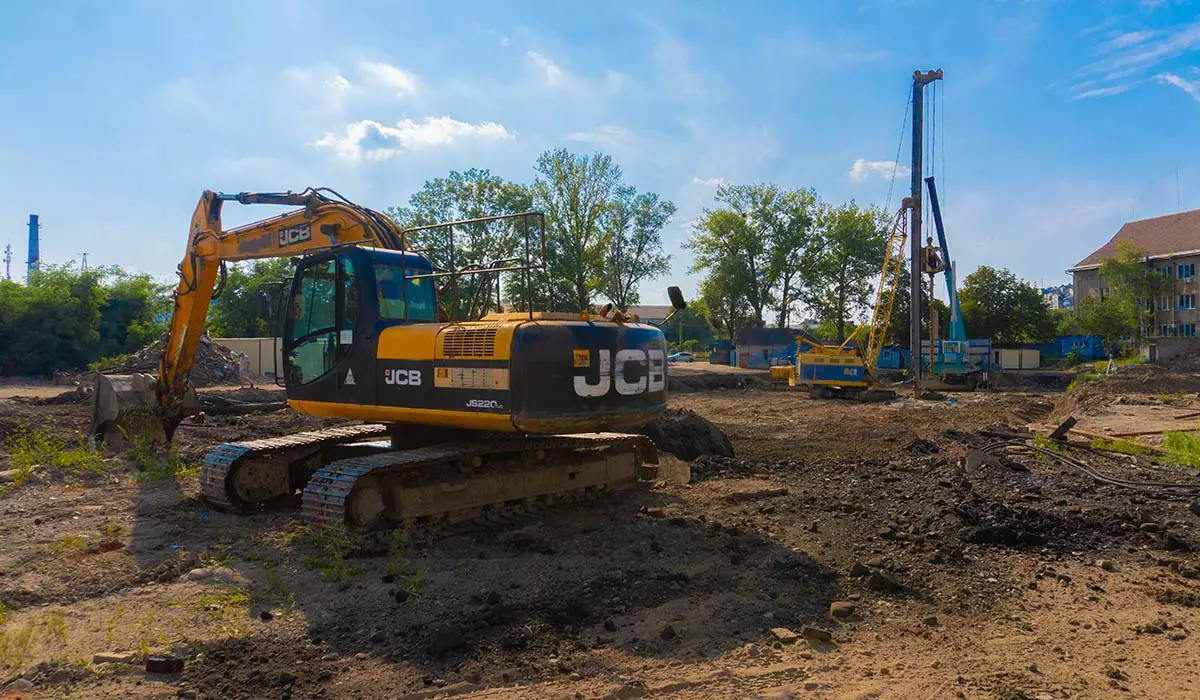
[{"xmin": 1070, "ymin": 209, "xmax": 1200, "ymax": 338}]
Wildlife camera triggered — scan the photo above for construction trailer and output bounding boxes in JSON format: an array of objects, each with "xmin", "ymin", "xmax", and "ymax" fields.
[{"xmin": 733, "ymin": 328, "xmax": 796, "ymax": 369}]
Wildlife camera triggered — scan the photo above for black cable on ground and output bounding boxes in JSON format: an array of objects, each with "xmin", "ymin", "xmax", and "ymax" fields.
[{"xmin": 982, "ymin": 440, "xmax": 1200, "ymax": 493}]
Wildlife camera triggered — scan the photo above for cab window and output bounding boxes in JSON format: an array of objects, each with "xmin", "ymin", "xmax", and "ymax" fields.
[{"xmin": 376, "ymin": 263, "xmax": 436, "ymax": 322}]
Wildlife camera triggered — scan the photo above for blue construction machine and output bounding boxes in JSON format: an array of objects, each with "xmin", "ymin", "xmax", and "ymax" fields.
[{"xmin": 921, "ymin": 175, "xmax": 985, "ymax": 390}]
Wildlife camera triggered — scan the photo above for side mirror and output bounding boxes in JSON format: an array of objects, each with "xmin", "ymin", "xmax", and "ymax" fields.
[{"xmin": 668, "ymin": 286, "xmax": 687, "ymax": 310}]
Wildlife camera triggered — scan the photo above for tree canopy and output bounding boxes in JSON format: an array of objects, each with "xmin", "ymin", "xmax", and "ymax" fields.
[
  {"xmin": 959, "ymin": 266, "xmax": 1056, "ymax": 343},
  {"xmin": 0, "ymin": 264, "xmax": 170, "ymax": 376}
]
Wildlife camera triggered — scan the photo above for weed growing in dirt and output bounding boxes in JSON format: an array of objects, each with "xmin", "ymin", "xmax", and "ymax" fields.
[
  {"xmin": 2, "ymin": 424, "xmax": 107, "ymax": 494},
  {"xmin": 244, "ymin": 548, "xmax": 279, "ymax": 568},
  {"xmin": 41, "ymin": 612, "xmax": 67, "ymax": 644},
  {"xmin": 43, "ymin": 534, "xmax": 89, "ymax": 554},
  {"xmin": 1067, "ymin": 372, "xmax": 1105, "ymax": 391},
  {"xmin": 301, "ymin": 525, "xmax": 364, "ymax": 582},
  {"xmin": 262, "ymin": 572, "xmax": 296, "ymax": 609},
  {"xmin": 1090, "ymin": 437, "xmax": 1150, "ymax": 456},
  {"xmin": 129, "ymin": 438, "xmax": 199, "ymax": 482},
  {"xmin": 380, "ymin": 527, "xmax": 425, "ymax": 594},
  {"xmin": 196, "ymin": 586, "xmax": 252, "ymax": 638},
  {"xmin": 1032, "ymin": 434, "xmax": 1067, "ymax": 454},
  {"xmin": 0, "ymin": 620, "xmax": 36, "ymax": 672},
  {"xmin": 1163, "ymin": 431, "xmax": 1200, "ymax": 468}
]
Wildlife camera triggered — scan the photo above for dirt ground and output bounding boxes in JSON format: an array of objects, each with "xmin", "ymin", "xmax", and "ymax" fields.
[{"xmin": 0, "ymin": 366, "xmax": 1198, "ymax": 699}]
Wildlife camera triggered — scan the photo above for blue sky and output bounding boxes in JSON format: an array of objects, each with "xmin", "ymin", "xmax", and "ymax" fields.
[{"xmin": 2, "ymin": 0, "xmax": 1199, "ymax": 311}]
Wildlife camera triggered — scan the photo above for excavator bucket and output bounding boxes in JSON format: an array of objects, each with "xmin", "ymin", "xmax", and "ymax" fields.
[{"xmin": 90, "ymin": 374, "xmax": 199, "ymax": 448}]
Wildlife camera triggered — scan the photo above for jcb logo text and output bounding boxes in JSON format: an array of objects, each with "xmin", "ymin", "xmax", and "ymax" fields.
[
  {"xmin": 384, "ymin": 369, "xmax": 422, "ymax": 386},
  {"xmin": 278, "ymin": 223, "xmax": 313, "ymax": 247},
  {"xmin": 573, "ymin": 349, "xmax": 665, "ymax": 398}
]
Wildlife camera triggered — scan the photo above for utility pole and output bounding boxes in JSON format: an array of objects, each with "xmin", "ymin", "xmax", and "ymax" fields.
[
  {"xmin": 3, "ymin": 244, "xmax": 11, "ymax": 281},
  {"xmin": 910, "ymin": 68, "xmax": 942, "ymax": 396},
  {"xmin": 80, "ymin": 253, "xmax": 88, "ymax": 272}
]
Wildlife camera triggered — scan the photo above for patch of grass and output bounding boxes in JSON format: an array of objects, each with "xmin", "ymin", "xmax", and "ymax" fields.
[
  {"xmin": 1090, "ymin": 436, "xmax": 1151, "ymax": 456},
  {"xmin": 1163, "ymin": 431, "xmax": 1200, "ymax": 468},
  {"xmin": 262, "ymin": 572, "xmax": 295, "ymax": 609},
  {"xmin": 3, "ymin": 424, "xmax": 108, "ymax": 490},
  {"xmin": 196, "ymin": 585, "xmax": 252, "ymax": 638},
  {"xmin": 0, "ymin": 619, "xmax": 36, "ymax": 671},
  {"xmin": 380, "ymin": 527, "xmax": 425, "ymax": 594},
  {"xmin": 244, "ymin": 548, "xmax": 278, "ymax": 568},
  {"xmin": 301, "ymin": 555, "xmax": 362, "ymax": 582},
  {"xmin": 41, "ymin": 612, "xmax": 67, "ymax": 644},
  {"xmin": 1032, "ymin": 434, "xmax": 1067, "ymax": 454},
  {"xmin": 43, "ymin": 534, "xmax": 90, "ymax": 554},
  {"xmin": 1067, "ymin": 372, "xmax": 1105, "ymax": 391},
  {"xmin": 130, "ymin": 440, "xmax": 199, "ymax": 482}
]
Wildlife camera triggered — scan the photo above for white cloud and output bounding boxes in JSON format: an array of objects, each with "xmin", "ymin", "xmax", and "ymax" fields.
[
  {"xmin": 1073, "ymin": 17, "xmax": 1200, "ymax": 99},
  {"xmin": 314, "ymin": 116, "xmax": 514, "ymax": 161},
  {"xmin": 329, "ymin": 74, "xmax": 350, "ymax": 91},
  {"xmin": 848, "ymin": 159, "xmax": 910, "ymax": 184},
  {"xmin": 1157, "ymin": 72, "xmax": 1200, "ymax": 101},
  {"xmin": 1072, "ymin": 83, "xmax": 1134, "ymax": 99},
  {"xmin": 565, "ymin": 125, "xmax": 629, "ymax": 147},
  {"xmin": 691, "ymin": 177, "xmax": 724, "ymax": 186},
  {"xmin": 357, "ymin": 61, "xmax": 417, "ymax": 96},
  {"xmin": 499, "ymin": 35, "xmax": 510, "ymax": 48},
  {"xmin": 526, "ymin": 51, "xmax": 565, "ymax": 86}
]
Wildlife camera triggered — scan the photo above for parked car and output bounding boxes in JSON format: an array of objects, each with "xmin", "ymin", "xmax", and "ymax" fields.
[{"xmin": 668, "ymin": 351, "xmax": 695, "ymax": 363}]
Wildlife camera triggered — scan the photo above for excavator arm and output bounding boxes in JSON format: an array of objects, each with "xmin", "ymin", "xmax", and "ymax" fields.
[{"xmin": 93, "ymin": 188, "xmax": 408, "ymax": 443}]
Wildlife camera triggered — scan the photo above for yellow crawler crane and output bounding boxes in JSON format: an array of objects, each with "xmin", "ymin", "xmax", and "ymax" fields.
[
  {"xmin": 91, "ymin": 188, "xmax": 685, "ymax": 531},
  {"xmin": 787, "ymin": 204, "xmax": 909, "ymax": 399}
]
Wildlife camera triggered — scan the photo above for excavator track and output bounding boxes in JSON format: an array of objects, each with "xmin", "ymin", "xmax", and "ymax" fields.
[
  {"xmin": 301, "ymin": 433, "xmax": 659, "ymax": 531},
  {"xmin": 199, "ymin": 424, "xmax": 391, "ymax": 510}
]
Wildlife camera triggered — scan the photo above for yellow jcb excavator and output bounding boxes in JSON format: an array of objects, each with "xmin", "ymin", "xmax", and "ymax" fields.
[{"xmin": 91, "ymin": 188, "xmax": 685, "ymax": 531}]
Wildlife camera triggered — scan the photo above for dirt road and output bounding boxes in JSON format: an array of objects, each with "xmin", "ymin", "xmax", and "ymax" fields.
[{"xmin": 0, "ymin": 369, "xmax": 1197, "ymax": 699}]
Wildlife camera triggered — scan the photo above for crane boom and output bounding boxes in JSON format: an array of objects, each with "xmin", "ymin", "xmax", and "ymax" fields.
[
  {"xmin": 923, "ymin": 176, "xmax": 966, "ymax": 342},
  {"xmin": 862, "ymin": 206, "xmax": 910, "ymax": 376}
]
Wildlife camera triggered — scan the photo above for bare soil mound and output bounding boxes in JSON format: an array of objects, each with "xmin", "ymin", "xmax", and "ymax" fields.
[
  {"xmin": 1054, "ymin": 364, "xmax": 1200, "ymax": 419},
  {"xmin": 669, "ymin": 370, "xmax": 769, "ymax": 392},
  {"xmin": 106, "ymin": 335, "xmax": 241, "ymax": 386},
  {"xmin": 638, "ymin": 408, "xmax": 734, "ymax": 461}
]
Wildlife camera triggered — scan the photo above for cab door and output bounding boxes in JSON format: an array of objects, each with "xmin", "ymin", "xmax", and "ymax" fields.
[{"xmin": 282, "ymin": 253, "xmax": 368, "ymax": 405}]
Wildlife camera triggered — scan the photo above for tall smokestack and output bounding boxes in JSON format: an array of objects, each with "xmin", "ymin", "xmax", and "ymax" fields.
[{"xmin": 26, "ymin": 214, "xmax": 39, "ymax": 278}]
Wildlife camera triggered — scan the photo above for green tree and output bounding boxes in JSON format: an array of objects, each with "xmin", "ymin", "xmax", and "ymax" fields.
[
  {"xmin": 695, "ymin": 257, "xmax": 753, "ymax": 337},
  {"xmin": 959, "ymin": 266, "xmax": 1056, "ymax": 343},
  {"xmin": 596, "ymin": 187, "xmax": 673, "ymax": 309},
  {"xmin": 885, "ymin": 275, "xmax": 950, "ymax": 347},
  {"xmin": 96, "ymin": 268, "xmax": 171, "ymax": 358},
  {"xmin": 1055, "ymin": 308, "xmax": 1083, "ymax": 337},
  {"xmin": 1077, "ymin": 295, "xmax": 1133, "ymax": 358},
  {"xmin": 1096, "ymin": 240, "xmax": 1171, "ymax": 349},
  {"xmin": 804, "ymin": 202, "xmax": 888, "ymax": 343},
  {"xmin": 0, "ymin": 264, "xmax": 106, "ymax": 375},
  {"xmin": 207, "ymin": 259, "xmax": 295, "ymax": 338},
  {"xmin": 387, "ymin": 168, "xmax": 533, "ymax": 318},
  {"xmin": 687, "ymin": 186, "xmax": 776, "ymax": 325},
  {"xmin": 766, "ymin": 187, "xmax": 820, "ymax": 328},
  {"xmin": 531, "ymin": 148, "xmax": 622, "ymax": 311}
]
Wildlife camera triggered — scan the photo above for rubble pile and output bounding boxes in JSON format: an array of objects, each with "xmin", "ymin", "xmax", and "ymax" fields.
[{"xmin": 108, "ymin": 335, "xmax": 241, "ymax": 386}]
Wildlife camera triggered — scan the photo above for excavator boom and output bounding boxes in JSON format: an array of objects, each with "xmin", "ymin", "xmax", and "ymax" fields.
[{"xmin": 92, "ymin": 188, "xmax": 408, "ymax": 444}]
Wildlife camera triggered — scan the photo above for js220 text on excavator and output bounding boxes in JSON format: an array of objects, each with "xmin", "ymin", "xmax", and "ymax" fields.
[{"xmin": 90, "ymin": 188, "xmax": 686, "ymax": 532}]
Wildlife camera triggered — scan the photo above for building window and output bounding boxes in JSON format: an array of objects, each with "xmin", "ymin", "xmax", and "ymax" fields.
[
  {"xmin": 1160, "ymin": 324, "xmax": 1172, "ymax": 337},
  {"xmin": 1159, "ymin": 296, "xmax": 1172, "ymax": 311},
  {"xmin": 1180, "ymin": 263, "xmax": 1196, "ymax": 280},
  {"xmin": 1156, "ymin": 265, "xmax": 1173, "ymax": 277},
  {"xmin": 1181, "ymin": 294, "xmax": 1197, "ymax": 310},
  {"xmin": 1182, "ymin": 323, "xmax": 1197, "ymax": 338}
]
